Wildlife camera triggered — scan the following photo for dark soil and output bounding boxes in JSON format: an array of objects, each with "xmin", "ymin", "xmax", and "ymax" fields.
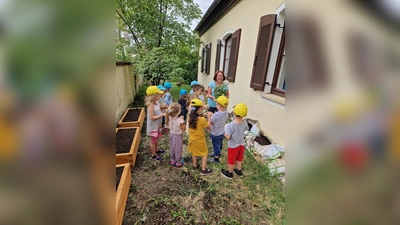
[
  {"xmin": 255, "ymin": 134, "xmax": 271, "ymax": 146},
  {"xmin": 247, "ymin": 121, "xmax": 253, "ymax": 131},
  {"xmin": 122, "ymin": 108, "xmax": 141, "ymax": 122},
  {"xmin": 116, "ymin": 129, "xmax": 136, "ymax": 153},
  {"xmin": 116, "ymin": 167, "xmax": 124, "ymax": 191}
]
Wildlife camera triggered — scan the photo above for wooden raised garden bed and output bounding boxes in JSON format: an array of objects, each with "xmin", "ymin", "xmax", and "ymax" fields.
[
  {"xmin": 116, "ymin": 127, "xmax": 140, "ymax": 169},
  {"xmin": 117, "ymin": 108, "xmax": 145, "ymax": 130},
  {"xmin": 116, "ymin": 163, "xmax": 131, "ymax": 225}
]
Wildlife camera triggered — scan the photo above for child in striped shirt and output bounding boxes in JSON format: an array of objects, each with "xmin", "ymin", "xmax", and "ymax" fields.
[{"xmin": 207, "ymin": 96, "xmax": 229, "ymax": 163}]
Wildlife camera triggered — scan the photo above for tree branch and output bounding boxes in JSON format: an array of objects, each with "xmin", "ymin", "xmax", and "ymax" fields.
[{"xmin": 116, "ymin": 9, "xmax": 141, "ymax": 46}]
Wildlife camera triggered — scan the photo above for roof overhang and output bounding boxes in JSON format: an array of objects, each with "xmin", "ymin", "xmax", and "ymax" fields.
[{"xmin": 194, "ymin": 0, "xmax": 239, "ymax": 36}]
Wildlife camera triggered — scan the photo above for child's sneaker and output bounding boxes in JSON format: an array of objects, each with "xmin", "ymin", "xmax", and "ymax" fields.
[
  {"xmin": 149, "ymin": 154, "xmax": 162, "ymax": 160},
  {"xmin": 191, "ymin": 164, "xmax": 200, "ymax": 171},
  {"xmin": 207, "ymin": 157, "xmax": 220, "ymax": 163},
  {"xmin": 156, "ymin": 149, "xmax": 165, "ymax": 154},
  {"xmin": 233, "ymin": 169, "xmax": 243, "ymax": 177},
  {"xmin": 220, "ymin": 169, "xmax": 233, "ymax": 179},
  {"xmin": 200, "ymin": 168, "xmax": 213, "ymax": 176}
]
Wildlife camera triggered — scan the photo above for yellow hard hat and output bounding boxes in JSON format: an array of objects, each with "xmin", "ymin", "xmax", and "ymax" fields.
[
  {"xmin": 190, "ymin": 98, "xmax": 203, "ymax": 107},
  {"xmin": 216, "ymin": 96, "xmax": 229, "ymax": 107},
  {"xmin": 233, "ymin": 103, "xmax": 248, "ymax": 117},
  {"xmin": 146, "ymin": 86, "xmax": 164, "ymax": 96}
]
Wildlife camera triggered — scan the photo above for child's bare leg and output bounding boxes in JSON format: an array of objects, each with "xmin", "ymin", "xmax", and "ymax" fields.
[
  {"xmin": 201, "ymin": 156, "xmax": 207, "ymax": 170},
  {"xmin": 192, "ymin": 156, "xmax": 197, "ymax": 167},
  {"xmin": 150, "ymin": 143, "xmax": 156, "ymax": 156},
  {"xmin": 236, "ymin": 161, "xmax": 242, "ymax": 170},
  {"xmin": 228, "ymin": 164, "xmax": 234, "ymax": 173}
]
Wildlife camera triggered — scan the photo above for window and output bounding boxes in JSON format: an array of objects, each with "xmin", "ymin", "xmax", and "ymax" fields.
[
  {"xmin": 223, "ymin": 35, "xmax": 232, "ymax": 75},
  {"xmin": 226, "ymin": 29, "xmax": 241, "ymax": 82},
  {"xmin": 215, "ymin": 39, "xmax": 222, "ymax": 73},
  {"xmin": 201, "ymin": 47, "xmax": 205, "ymax": 72},
  {"xmin": 271, "ymin": 30, "xmax": 285, "ymax": 97},
  {"xmin": 201, "ymin": 43, "xmax": 212, "ymax": 75}
]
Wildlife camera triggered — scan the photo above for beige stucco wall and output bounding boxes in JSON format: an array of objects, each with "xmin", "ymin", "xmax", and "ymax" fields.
[
  {"xmin": 197, "ymin": 0, "xmax": 285, "ymax": 147},
  {"xmin": 116, "ymin": 64, "xmax": 136, "ymax": 125}
]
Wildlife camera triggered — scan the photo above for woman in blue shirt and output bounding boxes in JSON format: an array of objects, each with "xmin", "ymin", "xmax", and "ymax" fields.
[{"xmin": 207, "ymin": 70, "xmax": 229, "ymax": 113}]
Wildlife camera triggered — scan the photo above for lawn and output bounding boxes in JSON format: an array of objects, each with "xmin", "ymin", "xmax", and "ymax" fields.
[{"xmin": 123, "ymin": 84, "xmax": 285, "ymax": 225}]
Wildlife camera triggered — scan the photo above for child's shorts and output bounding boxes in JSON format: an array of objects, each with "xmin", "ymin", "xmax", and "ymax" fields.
[
  {"xmin": 227, "ymin": 145, "xmax": 245, "ymax": 165},
  {"xmin": 150, "ymin": 128, "xmax": 162, "ymax": 144}
]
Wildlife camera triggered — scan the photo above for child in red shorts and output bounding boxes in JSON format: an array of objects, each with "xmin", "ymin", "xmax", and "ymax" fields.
[{"xmin": 221, "ymin": 103, "xmax": 249, "ymax": 179}]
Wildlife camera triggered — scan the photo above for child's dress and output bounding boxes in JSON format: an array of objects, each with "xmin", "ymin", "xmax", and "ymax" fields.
[
  {"xmin": 146, "ymin": 102, "xmax": 162, "ymax": 138},
  {"xmin": 188, "ymin": 117, "xmax": 208, "ymax": 157},
  {"xmin": 169, "ymin": 116, "xmax": 185, "ymax": 166}
]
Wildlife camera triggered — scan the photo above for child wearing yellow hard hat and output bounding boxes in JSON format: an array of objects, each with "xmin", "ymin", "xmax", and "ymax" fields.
[
  {"xmin": 207, "ymin": 96, "xmax": 229, "ymax": 163},
  {"xmin": 145, "ymin": 86, "xmax": 166, "ymax": 160},
  {"xmin": 221, "ymin": 103, "xmax": 249, "ymax": 179},
  {"xmin": 188, "ymin": 99, "xmax": 213, "ymax": 175}
]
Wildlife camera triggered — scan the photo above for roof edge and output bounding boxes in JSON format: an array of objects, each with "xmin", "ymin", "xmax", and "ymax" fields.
[{"xmin": 194, "ymin": 0, "xmax": 239, "ymax": 36}]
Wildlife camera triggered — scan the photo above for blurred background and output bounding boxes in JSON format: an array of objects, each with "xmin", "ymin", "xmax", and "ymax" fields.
[
  {"xmin": 288, "ymin": 0, "xmax": 400, "ymax": 224},
  {"xmin": 0, "ymin": 0, "xmax": 114, "ymax": 224},
  {"xmin": 0, "ymin": 0, "xmax": 399, "ymax": 224}
]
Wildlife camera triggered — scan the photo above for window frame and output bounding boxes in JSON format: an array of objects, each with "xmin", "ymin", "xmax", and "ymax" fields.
[
  {"xmin": 271, "ymin": 30, "xmax": 285, "ymax": 97},
  {"xmin": 222, "ymin": 34, "xmax": 232, "ymax": 75},
  {"xmin": 201, "ymin": 47, "xmax": 205, "ymax": 73}
]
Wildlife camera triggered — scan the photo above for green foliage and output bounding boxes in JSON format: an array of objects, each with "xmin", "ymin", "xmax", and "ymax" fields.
[
  {"xmin": 213, "ymin": 83, "xmax": 228, "ymax": 99},
  {"xmin": 170, "ymin": 83, "xmax": 191, "ymax": 101},
  {"xmin": 116, "ymin": 0, "xmax": 202, "ymax": 84}
]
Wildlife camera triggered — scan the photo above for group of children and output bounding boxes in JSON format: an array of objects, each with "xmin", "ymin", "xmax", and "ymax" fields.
[{"xmin": 145, "ymin": 81, "xmax": 248, "ymax": 179}]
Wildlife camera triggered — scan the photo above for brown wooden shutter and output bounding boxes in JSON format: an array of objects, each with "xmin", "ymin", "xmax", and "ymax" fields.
[
  {"xmin": 227, "ymin": 29, "xmax": 241, "ymax": 82},
  {"xmin": 250, "ymin": 14, "xmax": 276, "ymax": 90},
  {"xmin": 201, "ymin": 47, "xmax": 205, "ymax": 72},
  {"xmin": 215, "ymin": 39, "xmax": 222, "ymax": 72},
  {"xmin": 205, "ymin": 43, "xmax": 212, "ymax": 74}
]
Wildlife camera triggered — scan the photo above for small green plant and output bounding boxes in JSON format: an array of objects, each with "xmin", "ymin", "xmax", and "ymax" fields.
[
  {"xmin": 219, "ymin": 217, "xmax": 242, "ymax": 225},
  {"xmin": 213, "ymin": 83, "xmax": 227, "ymax": 99}
]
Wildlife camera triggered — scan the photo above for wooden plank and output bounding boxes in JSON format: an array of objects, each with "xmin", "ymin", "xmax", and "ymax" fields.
[
  {"xmin": 116, "ymin": 163, "xmax": 131, "ymax": 225},
  {"xmin": 117, "ymin": 108, "xmax": 145, "ymax": 130},
  {"xmin": 131, "ymin": 131, "xmax": 141, "ymax": 168}
]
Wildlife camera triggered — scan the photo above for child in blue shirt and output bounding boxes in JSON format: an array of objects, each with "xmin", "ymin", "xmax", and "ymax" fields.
[
  {"xmin": 162, "ymin": 82, "xmax": 173, "ymax": 132},
  {"xmin": 207, "ymin": 96, "xmax": 229, "ymax": 163}
]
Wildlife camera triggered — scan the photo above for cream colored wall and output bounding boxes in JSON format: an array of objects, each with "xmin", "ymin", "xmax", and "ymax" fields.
[
  {"xmin": 197, "ymin": 0, "xmax": 285, "ymax": 146},
  {"xmin": 116, "ymin": 65, "xmax": 136, "ymax": 125}
]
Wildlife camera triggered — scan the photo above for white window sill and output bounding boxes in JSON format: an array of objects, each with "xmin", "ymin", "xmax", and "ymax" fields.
[{"xmin": 261, "ymin": 93, "xmax": 285, "ymax": 106}]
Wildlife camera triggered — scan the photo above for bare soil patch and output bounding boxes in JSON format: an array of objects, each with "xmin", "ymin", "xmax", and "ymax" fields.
[
  {"xmin": 116, "ymin": 129, "xmax": 136, "ymax": 153},
  {"xmin": 255, "ymin": 134, "xmax": 271, "ymax": 146},
  {"xmin": 122, "ymin": 108, "xmax": 141, "ymax": 122},
  {"xmin": 116, "ymin": 167, "xmax": 123, "ymax": 191}
]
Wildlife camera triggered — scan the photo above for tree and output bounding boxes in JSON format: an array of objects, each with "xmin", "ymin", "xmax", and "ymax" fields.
[{"xmin": 116, "ymin": 0, "xmax": 202, "ymax": 85}]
